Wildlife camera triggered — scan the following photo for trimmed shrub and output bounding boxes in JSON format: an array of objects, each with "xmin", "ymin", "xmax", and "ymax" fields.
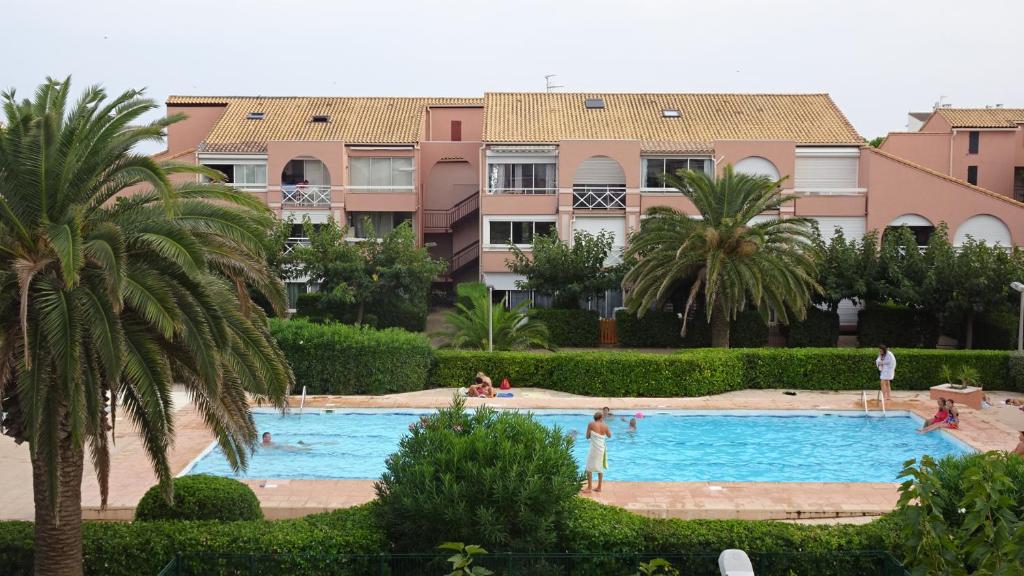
[
  {"xmin": 0, "ymin": 505, "xmax": 387, "ymax": 576},
  {"xmin": 294, "ymin": 291, "xmax": 331, "ymax": 323},
  {"xmin": 431, "ymin": 348, "xmax": 1015, "ymax": 395},
  {"xmin": 730, "ymin": 309, "xmax": 769, "ymax": 348},
  {"xmin": 528, "ymin": 308, "xmax": 600, "ymax": 347},
  {"xmin": 615, "ymin": 309, "xmax": 684, "ymax": 348},
  {"xmin": 1009, "ymin": 352, "xmax": 1024, "ymax": 392},
  {"xmin": 293, "ymin": 292, "xmax": 428, "ymax": 332},
  {"xmin": 971, "ymin": 310, "xmax": 1017, "ymax": 350},
  {"xmin": 376, "ymin": 400, "xmax": 580, "ymax": 553},
  {"xmin": 270, "ymin": 318, "xmax": 432, "ymax": 394},
  {"xmin": 431, "ymin": 349, "xmax": 746, "ymax": 397},
  {"xmin": 135, "ymin": 476, "xmax": 262, "ymax": 522},
  {"xmin": 561, "ymin": 498, "xmax": 898, "ymax": 576},
  {"xmin": 858, "ymin": 303, "xmax": 939, "ymax": 348},
  {"xmin": 785, "ymin": 307, "xmax": 840, "ymax": 348}
]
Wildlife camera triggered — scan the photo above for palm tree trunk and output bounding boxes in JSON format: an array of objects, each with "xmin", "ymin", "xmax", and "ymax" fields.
[
  {"xmin": 31, "ymin": 434, "xmax": 84, "ymax": 576},
  {"xmin": 710, "ymin": 300, "xmax": 730, "ymax": 348}
]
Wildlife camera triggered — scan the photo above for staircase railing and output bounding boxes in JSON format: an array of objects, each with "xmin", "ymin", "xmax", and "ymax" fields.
[
  {"xmin": 423, "ymin": 192, "xmax": 479, "ymax": 231},
  {"xmin": 449, "ymin": 241, "xmax": 479, "ymax": 273}
]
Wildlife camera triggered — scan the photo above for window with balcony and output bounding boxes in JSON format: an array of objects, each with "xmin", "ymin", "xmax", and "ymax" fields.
[
  {"xmin": 487, "ymin": 163, "xmax": 557, "ymax": 194},
  {"xmin": 203, "ymin": 163, "xmax": 267, "ymax": 189},
  {"xmin": 486, "ymin": 219, "xmax": 556, "ymax": 247},
  {"xmin": 348, "ymin": 211, "xmax": 414, "ymax": 239},
  {"xmin": 642, "ymin": 157, "xmax": 712, "ymax": 189},
  {"xmin": 349, "ymin": 157, "xmax": 414, "ymax": 190}
]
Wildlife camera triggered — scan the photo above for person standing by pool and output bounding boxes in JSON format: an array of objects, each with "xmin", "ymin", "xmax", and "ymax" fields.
[
  {"xmin": 583, "ymin": 411, "xmax": 611, "ymax": 493},
  {"xmin": 876, "ymin": 345, "xmax": 896, "ymax": 401}
]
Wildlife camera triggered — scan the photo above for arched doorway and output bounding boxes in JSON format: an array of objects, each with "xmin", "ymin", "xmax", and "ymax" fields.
[
  {"xmin": 281, "ymin": 157, "xmax": 331, "ymax": 207},
  {"xmin": 886, "ymin": 213, "xmax": 934, "ymax": 247},
  {"xmin": 733, "ymin": 156, "xmax": 780, "ymax": 180},
  {"xmin": 954, "ymin": 214, "xmax": 1012, "ymax": 247},
  {"xmin": 573, "ymin": 155, "xmax": 626, "ymax": 209}
]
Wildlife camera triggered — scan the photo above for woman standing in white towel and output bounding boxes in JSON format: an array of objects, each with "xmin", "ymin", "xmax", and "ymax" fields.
[
  {"xmin": 876, "ymin": 345, "xmax": 896, "ymax": 401},
  {"xmin": 583, "ymin": 411, "xmax": 611, "ymax": 493}
]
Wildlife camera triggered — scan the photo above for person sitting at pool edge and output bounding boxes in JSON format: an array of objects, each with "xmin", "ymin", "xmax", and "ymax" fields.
[
  {"xmin": 467, "ymin": 372, "xmax": 495, "ymax": 398},
  {"xmin": 919, "ymin": 399, "xmax": 958, "ymax": 434},
  {"xmin": 583, "ymin": 411, "xmax": 611, "ymax": 494}
]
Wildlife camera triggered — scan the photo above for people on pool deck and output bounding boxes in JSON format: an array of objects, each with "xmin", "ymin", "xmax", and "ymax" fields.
[
  {"xmin": 467, "ymin": 372, "xmax": 495, "ymax": 398},
  {"xmin": 583, "ymin": 411, "xmax": 611, "ymax": 493},
  {"xmin": 919, "ymin": 399, "xmax": 958, "ymax": 433},
  {"xmin": 1006, "ymin": 398, "xmax": 1024, "ymax": 411},
  {"xmin": 875, "ymin": 345, "xmax": 896, "ymax": 401},
  {"xmin": 1013, "ymin": 432, "xmax": 1024, "ymax": 456}
]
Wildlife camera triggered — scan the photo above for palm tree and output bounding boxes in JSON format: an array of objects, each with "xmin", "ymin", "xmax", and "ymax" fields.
[
  {"xmin": 622, "ymin": 166, "xmax": 819, "ymax": 348},
  {"xmin": 437, "ymin": 290, "xmax": 552, "ymax": 350},
  {"xmin": 0, "ymin": 78, "xmax": 293, "ymax": 575}
]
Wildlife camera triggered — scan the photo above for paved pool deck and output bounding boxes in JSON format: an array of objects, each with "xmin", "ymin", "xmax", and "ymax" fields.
[{"xmin": 1, "ymin": 388, "xmax": 1021, "ymax": 523}]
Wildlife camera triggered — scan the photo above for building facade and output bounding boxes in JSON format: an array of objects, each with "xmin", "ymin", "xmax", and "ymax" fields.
[{"xmin": 158, "ymin": 93, "xmax": 1024, "ymax": 320}]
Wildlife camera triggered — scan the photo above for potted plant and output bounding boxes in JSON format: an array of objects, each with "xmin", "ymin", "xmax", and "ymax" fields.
[{"xmin": 954, "ymin": 365, "xmax": 980, "ymax": 390}]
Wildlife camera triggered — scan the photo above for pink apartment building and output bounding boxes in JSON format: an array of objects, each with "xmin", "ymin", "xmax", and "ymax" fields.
[{"xmin": 158, "ymin": 93, "xmax": 1024, "ymax": 322}]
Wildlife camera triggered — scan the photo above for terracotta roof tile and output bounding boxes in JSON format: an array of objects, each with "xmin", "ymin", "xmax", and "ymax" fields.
[
  {"xmin": 166, "ymin": 96, "xmax": 483, "ymax": 152},
  {"xmin": 483, "ymin": 92, "xmax": 864, "ymax": 146},
  {"xmin": 933, "ymin": 108, "xmax": 1024, "ymax": 128}
]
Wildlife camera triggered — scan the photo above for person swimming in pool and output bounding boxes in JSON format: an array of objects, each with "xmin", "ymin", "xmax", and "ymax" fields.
[{"xmin": 261, "ymin": 431, "xmax": 311, "ymax": 451}]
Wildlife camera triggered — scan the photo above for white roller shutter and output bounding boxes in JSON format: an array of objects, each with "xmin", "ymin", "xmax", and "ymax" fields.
[
  {"xmin": 574, "ymin": 156, "xmax": 626, "ymax": 185},
  {"xmin": 812, "ymin": 217, "xmax": 866, "ymax": 243},
  {"xmin": 954, "ymin": 215, "xmax": 1013, "ymax": 246},
  {"xmin": 482, "ymin": 273, "xmax": 527, "ymax": 291},
  {"xmin": 794, "ymin": 157, "xmax": 859, "ymax": 190},
  {"xmin": 573, "ymin": 217, "xmax": 626, "ymax": 264}
]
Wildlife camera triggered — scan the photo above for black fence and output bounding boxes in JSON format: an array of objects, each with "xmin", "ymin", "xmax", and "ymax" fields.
[{"xmin": 157, "ymin": 550, "xmax": 908, "ymax": 576}]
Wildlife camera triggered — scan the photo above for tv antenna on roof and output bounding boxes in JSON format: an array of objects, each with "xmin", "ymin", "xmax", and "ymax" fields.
[
  {"xmin": 545, "ymin": 75, "xmax": 564, "ymax": 93},
  {"xmin": 933, "ymin": 95, "xmax": 947, "ymax": 109}
]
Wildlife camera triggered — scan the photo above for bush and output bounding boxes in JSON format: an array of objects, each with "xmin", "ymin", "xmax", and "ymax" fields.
[
  {"xmin": 730, "ymin": 309, "xmax": 769, "ymax": 348},
  {"xmin": 528, "ymin": 309, "xmax": 600, "ymax": 347},
  {"xmin": 431, "ymin": 348, "xmax": 1016, "ymax": 395},
  {"xmin": 455, "ymin": 282, "xmax": 487, "ymax": 309},
  {"xmin": 270, "ymin": 318, "xmax": 432, "ymax": 394},
  {"xmin": 293, "ymin": 292, "xmax": 428, "ymax": 332},
  {"xmin": 135, "ymin": 475, "xmax": 262, "ymax": 522},
  {"xmin": 858, "ymin": 303, "xmax": 939, "ymax": 348},
  {"xmin": 615, "ymin": 309, "xmax": 684, "ymax": 348},
  {"xmin": 431, "ymin": 349, "xmax": 746, "ymax": 397},
  {"xmin": 971, "ymin": 310, "xmax": 1017, "ymax": 350},
  {"xmin": 1009, "ymin": 352, "xmax": 1024, "ymax": 392},
  {"xmin": 376, "ymin": 399, "xmax": 580, "ymax": 553},
  {"xmin": 785, "ymin": 307, "xmax": 840, "ymax": 347},
  {"xmin": 0, "ymin": 505, "xmax": 387, "ymax": 576},
  {"xmin": 561, "ymin": 498, "xmax": 898, "ymax": 576}
]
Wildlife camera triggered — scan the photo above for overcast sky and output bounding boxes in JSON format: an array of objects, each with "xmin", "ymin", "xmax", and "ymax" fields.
[{"xmin": 3, "ymin": 0, "xmax": 1022, "ymax": 148}]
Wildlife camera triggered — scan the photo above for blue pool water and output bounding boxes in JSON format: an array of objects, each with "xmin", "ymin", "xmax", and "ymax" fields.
[{"xmin": 186, "ymin": 409, "xmax": 970, "ymax": 483}]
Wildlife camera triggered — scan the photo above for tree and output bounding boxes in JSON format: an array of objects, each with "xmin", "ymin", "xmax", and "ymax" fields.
[
  {"xmin": 813, "ymin": 227, "xmax": 867, "ymax": 312},
  {"xmin": 506, "ymin": 230, "xmax": 618, "ymax": 309},
  {"xmin": 868, "ymin": 136, "xmax": 886, "ymax": 148},
  {"xmin": 875, "ymin": 226, "xmax": 929, "ymax": 305},
  {"xmin": 436, "ymin": 290, "xmax": 552, "ymax": 350},
  {"xmin": 943, "ymin": 237, "xmax": 1018, "ymax": 349},
  {"xmin": 292, "ymin": 217, "xmax": 444, "ymax": 327},
  {"xmin": 0, "ymin": 78, "xmax": 292, "ymax": 575},
  {"xmin": 622, "ymin": 166, "xmax": 819, "ymax": 347}
]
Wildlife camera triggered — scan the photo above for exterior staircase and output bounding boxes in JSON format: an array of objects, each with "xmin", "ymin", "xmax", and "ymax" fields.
[
  {"xmin": 436, "ymin": 240, "xmax": 479, "ymax": 282},
  {"xmin": 422, "ymin": 192, "xmax": 478, "ymax": 233}
]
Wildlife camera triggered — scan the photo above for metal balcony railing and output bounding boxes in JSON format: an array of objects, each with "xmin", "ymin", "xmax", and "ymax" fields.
[
  {"xmin": 422, "ymin": 192, "xmax": 479, "ymax": 232},
  {"xmin": 283, "ymin": 237, "xmax": 309, "ymax": 254},
  {"xmin": 281, "ymin": 185, "xmax": 331, "ymax": 207},
  {"xmin": 572, "ymin": 185, "xmax": 626, "ymax": 209}
]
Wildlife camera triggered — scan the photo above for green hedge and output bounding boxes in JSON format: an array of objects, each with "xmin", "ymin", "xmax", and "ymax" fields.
[
  {"xmin": 293, "ymin": 292, "xmax": 428, "ymax": 332},
  {"xmin": 135, "ymin": 476, "xmax": 262, "ymax": 522},
  {"xmin": 785, "ymin": 307, "xmax": 840, "ymax": 348},
  {"xmin": 561, "ymin": 499, "xmax": 898, "ymax": 576},
  {"xmin": 432, "ymin": 350, "xmax": 745, "ymax": 397},
  {"xmin": 528, "ymin": 309, "xmax": 600, "ymax": 347},
  {"xmin": 269, "ymin": 318, "xmax": 432, "ymax": 394},
  {"xmin": 0, "ymin": 505, "xmax": 387, "ymax": 576},
  {"xmin": 431, "ymin": 348, "xmax": 1017, "ymax": 396},
  {"xmin": 616, "ymin": 309, "xmax": 768, "ymax": 349},
  {"xmin": 858, "ymin": 303, "xmax": 940, "ymax": 348},
  {"xmin": 971, "ymin": 311, "xmax": 1017, "ymax": 350}
]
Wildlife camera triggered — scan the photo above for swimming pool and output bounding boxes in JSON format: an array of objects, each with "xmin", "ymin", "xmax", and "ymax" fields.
[{"xmin": 185, "ymin": 409, "xmax": 971, "ymax": 483}]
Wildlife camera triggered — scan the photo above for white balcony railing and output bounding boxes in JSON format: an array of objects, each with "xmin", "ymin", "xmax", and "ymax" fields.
[
  {"xmin": 572, "ymin": 185, "xmax": 626, "ymax": 209},
  {"xmin": 284, "ymin": 237, "xmax": 310, "ymax": 254},
  {"xmin": 281, "ymin": 185, "xmax": 331, "ymax": 207}
]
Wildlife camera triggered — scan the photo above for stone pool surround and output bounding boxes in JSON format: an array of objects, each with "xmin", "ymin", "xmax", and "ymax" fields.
[{"xmin": 2, "ymin": 389, "xmax": 1019, "ymax": 523}]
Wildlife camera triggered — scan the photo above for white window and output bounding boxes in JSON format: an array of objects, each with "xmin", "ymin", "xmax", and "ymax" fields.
[
  {"xmin": 794, "ymin": 148, "xmax": 860, "ymax": 193},
  {"xmin": 349, "ymin": 157, "xmax": 414, "ymax": 189},
  {"xmin": 642, "ymin": 157, "xmax": 712, "ymax": 189},
  {"xmin": 487, "ymin": 162, "xmax": 557, "ymax": 194},
  {"xmin": 201, "ymin": 163, "xmax": 267, "ymax": 188},
  {"xmin": 485, "ymin": 217, "xmax": 556, "ymax": 248},
  {"xmin": 347, "ymin": 212, "xmax": 414, "ymax": 238}
]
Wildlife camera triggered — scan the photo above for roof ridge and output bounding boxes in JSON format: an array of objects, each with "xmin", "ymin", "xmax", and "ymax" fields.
[
  {"xmin": 168, "ymin": 95, "xmax": 483, "ymax": 101},
  {"xmin": 483, "ymin": 91, "xmax": 835, "ymax": 97},
  {"xmin": 866, "ymin": 147, "xmax": 1024, "ymax": 209}
]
